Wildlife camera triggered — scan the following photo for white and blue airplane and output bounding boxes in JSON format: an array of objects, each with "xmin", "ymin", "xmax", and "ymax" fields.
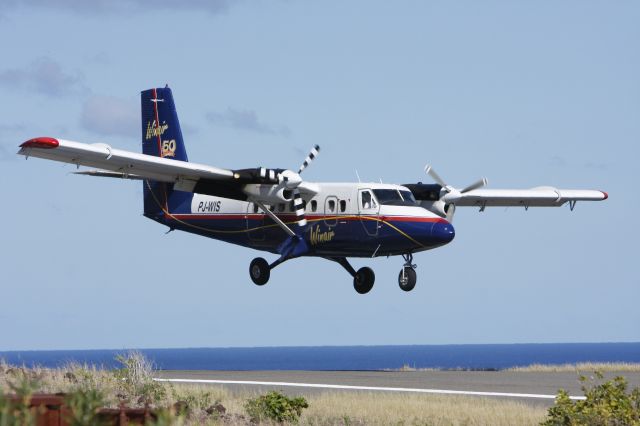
[{"xmin": 18, "ymin": 86, "xmax": 607, "ymax": 294}]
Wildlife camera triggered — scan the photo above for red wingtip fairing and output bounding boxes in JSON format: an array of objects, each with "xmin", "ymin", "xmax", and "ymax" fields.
[
  {"xmin": 601, "ymin": 191, "xmax": 609, "ymax": 200},
  {"xmin": 20, "ymin": 137, "xmax": 59, "ymax": 149}
]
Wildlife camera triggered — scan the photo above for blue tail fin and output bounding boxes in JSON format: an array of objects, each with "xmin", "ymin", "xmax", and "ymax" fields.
[
  {"xmin": 141, "ymin": 86, "xmax": 192, "ymax": 220},
  {"xmin": 141, "ymin": 87, "xmax": 188, "ymax": 161}
]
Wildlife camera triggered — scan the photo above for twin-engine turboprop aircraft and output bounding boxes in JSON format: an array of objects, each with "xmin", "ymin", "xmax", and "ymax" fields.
[{"xmin": 18, "ymin": 86, "xmax": 607, "ymax": 294}]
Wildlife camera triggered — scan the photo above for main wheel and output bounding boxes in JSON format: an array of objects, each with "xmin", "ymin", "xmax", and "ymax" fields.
[
  {"xmin": 249, "ymin": 257, "xmax": 270, "ymax": 286},
  {"xmin": 353, "ymin": 267, "xmax": 375, "ymax": 294},
  {"xmin": 398, "ymin": 267, "xmax": 417, "ymax": 292}
]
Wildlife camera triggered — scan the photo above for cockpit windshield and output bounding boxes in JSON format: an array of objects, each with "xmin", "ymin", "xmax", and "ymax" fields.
[{"xmin": 372, "ymin": 189, "xmax": 417, "ymax": 206}]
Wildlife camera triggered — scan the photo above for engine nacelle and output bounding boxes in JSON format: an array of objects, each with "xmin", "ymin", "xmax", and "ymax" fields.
[
  {"xmin": 419, "ymin": 199, "xmax": 447, "ymax": 218},
  {"xmin": 242, "ymin": 184, "xmax": 290, "ymax": 204},
  {"xmin": 403, "ymin": 183, "xmax": 447, "ymax": 218}
]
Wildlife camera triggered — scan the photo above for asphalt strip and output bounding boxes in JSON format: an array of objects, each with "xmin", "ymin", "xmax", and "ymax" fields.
[{"xmin": 153, "ymin": 378, "xmax": 586, "ymax": 401}]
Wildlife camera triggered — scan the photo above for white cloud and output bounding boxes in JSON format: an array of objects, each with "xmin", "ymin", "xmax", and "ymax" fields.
[
  {"xmin": 206, "ymin": 107, "xmax": 291, "ymax": 138},
  {"xmin": 0, "ymin": 57, "xmax": 84, "ymax": 97},
  {"xmin": 80, "ymin": 95, "xmax": 138, "ymax": 137},
  {"xmin": 1, "ymin": 0, "xmax": 233, "ymax": 15}
]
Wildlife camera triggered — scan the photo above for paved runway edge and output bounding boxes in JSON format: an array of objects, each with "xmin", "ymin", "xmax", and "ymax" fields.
[{"xmin": 153, "ymin": 377, "xmax": 586, "ymax": 400}]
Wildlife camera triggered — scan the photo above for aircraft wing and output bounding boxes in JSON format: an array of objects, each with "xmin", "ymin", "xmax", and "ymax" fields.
[
  {"xmin": 455, "ymin": 187, "xmax": 608, "ymax": 208},
  {"xmin": 18, "ymin": 137, "xmax": 235, "ymax": 184},
  {"xmin": 18, "ymin": 137, "xmax": 319, "ymax": 202}
]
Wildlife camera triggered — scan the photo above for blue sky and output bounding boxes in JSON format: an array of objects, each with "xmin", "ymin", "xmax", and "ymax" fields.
[{"xmin": 0, "ymin": 1, "xmax": 638, "ymax": 351}]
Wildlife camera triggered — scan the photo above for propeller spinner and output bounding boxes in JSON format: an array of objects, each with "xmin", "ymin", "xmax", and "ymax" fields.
[
  {"xmin": 258, "ymin": 145, "xmax": 320, "ymax": 228},
  {"xmin": 424, "ymin": 164, "xmax": 487, "ymax": 221}
]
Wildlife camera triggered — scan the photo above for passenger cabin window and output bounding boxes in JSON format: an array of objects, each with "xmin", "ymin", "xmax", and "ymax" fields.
[
  {"xmin": 339, "ymin": 200, "xmax": 347, "ymax": 212},
  {"xmin": 328, "ymin": 200, "xmax": 336, "ymax": 212},
  {"xmin": 311, "ymin": 200, "xmax": 317, "ymax": 212},
  {"xmin": 253, "ymin": 203, "xmax": 259, "ymax": 213}
]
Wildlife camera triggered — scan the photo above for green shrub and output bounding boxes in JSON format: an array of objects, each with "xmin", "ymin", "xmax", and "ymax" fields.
[
  {"xmin": 542, "ymin": 371, "xmax": 640, "ymax": 426},
  {"xmin": 245, "ymin": 391, "xmax": 308, "ymax": 423},
  {"xmin": 113, "ymin": 351, "xmax": 166, "ymax": 405},
  {"xmin": 64, "ymin": 388, "xmax": 106, "ymax": 426},
  {"xmin": 0, "ymin": 375, "xmax": 38, "ymax": 426}
]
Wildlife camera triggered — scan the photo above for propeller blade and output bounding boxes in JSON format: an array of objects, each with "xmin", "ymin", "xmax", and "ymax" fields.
[
  {"xmin": 292, "ymin": 189, "xmax": 307, "ymax": 227},
  {"xmin": 259, "ymin": 167, "xmax": 280, "ymax": 183},
  {"xmin": 424, "ymin": 164, "xmax": 447, "ymax": 187},
  {"xmin": 460, "ymin": 177, "xmax": 488, "ymax": 193},
  {"xmin": 298, "ymin": 145, "xmax": 320, "ymax": 174}
]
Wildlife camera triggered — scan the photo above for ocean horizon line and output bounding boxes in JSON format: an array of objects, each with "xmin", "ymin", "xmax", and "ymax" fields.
[{"xmin": 2, "ymin": 341, "xmax": 639, "ymax": 354}]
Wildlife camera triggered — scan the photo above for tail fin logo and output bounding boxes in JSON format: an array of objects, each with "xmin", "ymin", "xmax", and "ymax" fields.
[
  {"xmin": 145, "ymin": 120, "xmax": 169, "ymax": 140},
  {"xmin": 162, "ymin": 139, "xmax": 176, "ymax": 157}
]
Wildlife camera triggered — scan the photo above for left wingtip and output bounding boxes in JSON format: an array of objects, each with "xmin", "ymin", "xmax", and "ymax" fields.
[
  {"xmin": 601, "ymin": 191, "xmax": 608, "ymax": 200},
  {"xmin": 20, "ymin": 137, "xmax": 59, "ymax": 149}
]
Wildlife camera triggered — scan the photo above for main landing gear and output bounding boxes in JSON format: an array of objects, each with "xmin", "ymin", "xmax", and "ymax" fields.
[
  {"xmin": 398, "ymin": 253, "xmax": 417, "ymax": 292},
  {"xmin": 249, "ymin": 257, "xmax": 270, "ymax": 286},
  {"xmin": 249, "ymin": 254, "xmax": 418, "ymax": 294}
]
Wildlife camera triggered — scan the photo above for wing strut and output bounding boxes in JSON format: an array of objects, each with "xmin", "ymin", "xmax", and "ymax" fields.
[{"xmin": 252, "ymin": 200, "xmax": 296, "ymax": 237}]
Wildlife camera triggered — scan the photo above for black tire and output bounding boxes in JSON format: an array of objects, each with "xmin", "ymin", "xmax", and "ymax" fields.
[
  {"xmin": 398, "ymin": 267, "xmax": 417, "ymax": 292},
  {"xmin": 249, "ymin": 257, "xmax": 270, "ymax": 286},
  {"xmin": 353, "ymin": 267, "xmax": 375, "ymax": 294}
]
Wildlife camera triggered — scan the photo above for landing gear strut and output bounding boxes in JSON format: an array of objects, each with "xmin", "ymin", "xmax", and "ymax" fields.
[
  {"xmin": 328, "ymin": 257, "xmax": 375, "ymax": 294},
  {"xmin": 398, "ymin": 253, "xmax": 417, "ymax": 292}
]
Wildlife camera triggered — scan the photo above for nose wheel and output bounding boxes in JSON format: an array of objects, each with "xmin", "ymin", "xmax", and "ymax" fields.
[{"xmin": 398, "ymin": 253, "xmax": 417, "ymax": 292}]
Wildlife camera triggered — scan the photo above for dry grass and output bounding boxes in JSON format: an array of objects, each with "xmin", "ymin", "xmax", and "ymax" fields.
[
  {"xmin": 301, "ymin": 391, "xmax": 546, "ymax": 425},
  {"xmin": 0, "ymin": 356, "xmax": 551, "ymax": 425},
  {"xmin": 506, "ymin": 362, "xmax": 640, "ymax": 373}
]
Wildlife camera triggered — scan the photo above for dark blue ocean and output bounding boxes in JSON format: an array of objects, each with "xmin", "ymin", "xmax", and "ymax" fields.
[{"xmin": 1, "ymin": 343, "xmax": 639, "ymax": 371}]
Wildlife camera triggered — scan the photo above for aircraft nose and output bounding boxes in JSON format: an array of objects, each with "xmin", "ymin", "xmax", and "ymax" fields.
[{"xmin": 431, "ymin": 220, "xmax": 455, "ymax": 245}]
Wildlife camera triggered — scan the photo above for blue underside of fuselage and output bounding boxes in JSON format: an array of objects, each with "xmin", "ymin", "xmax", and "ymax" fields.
[{"xmin": 146, "ymin": 212, "xmax": 455, "ymax": 258}]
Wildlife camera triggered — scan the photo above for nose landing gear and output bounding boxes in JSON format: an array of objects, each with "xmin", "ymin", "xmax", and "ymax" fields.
[{"xmin": 398, "ymin": 253, "xmax": 417, "ymax": 292}]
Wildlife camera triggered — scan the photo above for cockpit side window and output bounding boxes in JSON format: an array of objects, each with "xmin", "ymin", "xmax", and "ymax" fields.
[{"xmin": 361, "ymin": 191, "xmax": 371, "ymax": 209}]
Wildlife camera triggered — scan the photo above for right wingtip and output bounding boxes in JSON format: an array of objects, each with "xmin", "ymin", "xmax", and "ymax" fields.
[{"xmin": 601, "ymin": 191, "xmax": 608, "ymax": 200}]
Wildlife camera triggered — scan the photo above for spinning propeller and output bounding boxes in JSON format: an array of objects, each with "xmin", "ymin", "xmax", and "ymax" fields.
[
  {"xmin": 424, "ymin": 164, "xmax": 487, "ymax": 221},
  {"xmin": 256, "ymin": 145, "xmax": 320, "ymax": 228}
]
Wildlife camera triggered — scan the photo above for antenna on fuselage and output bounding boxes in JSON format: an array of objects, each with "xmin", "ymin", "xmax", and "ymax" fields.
[{"xmin": 355, "ymin": 169, "xmax": 361, "ymax": 183}]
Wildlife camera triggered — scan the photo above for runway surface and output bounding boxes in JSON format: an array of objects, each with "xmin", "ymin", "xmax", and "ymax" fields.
[{"xmin": 155, "ymin": 370, "xmax": 640, "ymax": 406}]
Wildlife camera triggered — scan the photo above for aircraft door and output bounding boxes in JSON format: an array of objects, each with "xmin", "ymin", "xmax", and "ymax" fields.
[
  {"xmin": 358, "ymin": 189, "xmax": 380, "ymax": 236},
  {"xmin": 324, "ymin": 196, "xmax": 338, "ymax": 227},
  {"xmin": 246, "ymin": 202, "xmax": 265, "ymax": 241}
]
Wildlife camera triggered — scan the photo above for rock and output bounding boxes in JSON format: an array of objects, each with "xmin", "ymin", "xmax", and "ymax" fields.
[
  {"xmin": 205, "ymin": 402, "xmax": 226, "ymax": 415},
  {"xmin": 173, "ymin": 400, "xmax": 189, "ymax": 415}
]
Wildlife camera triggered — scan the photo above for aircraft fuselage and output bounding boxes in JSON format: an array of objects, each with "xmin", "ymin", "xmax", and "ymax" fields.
[{"xmin": 145, "ymin": 182, "xmax": 455, "ymax": 258}]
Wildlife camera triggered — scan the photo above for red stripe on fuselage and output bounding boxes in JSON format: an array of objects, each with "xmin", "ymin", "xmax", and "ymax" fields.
[{"xmin": 169, "ymin": 213, "xmax": 448, "ymax": 224}]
